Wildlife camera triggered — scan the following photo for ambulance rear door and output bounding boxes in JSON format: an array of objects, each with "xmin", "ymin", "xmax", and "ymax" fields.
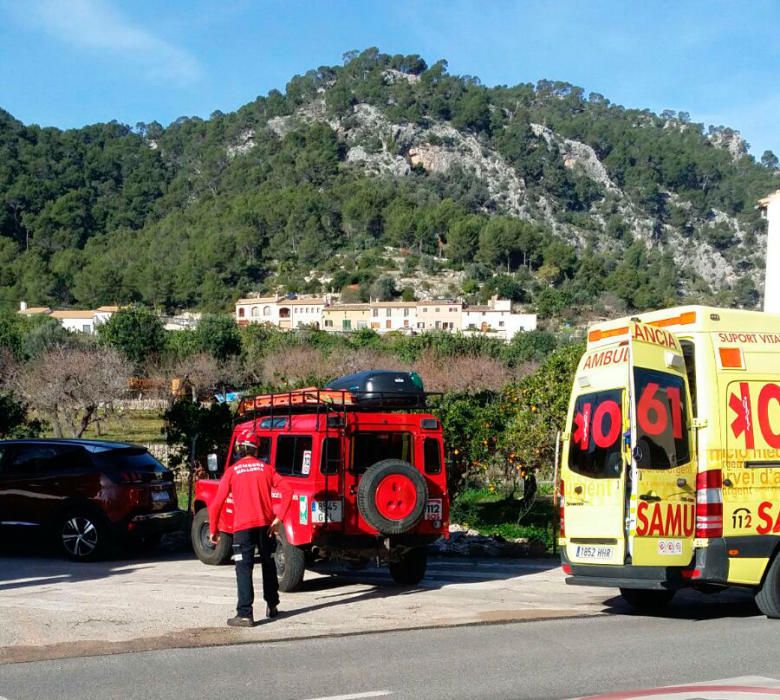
[
  {"xmin": 627, "ymin": 322, "xmax": 697, "ymax": 567},
  {"xmin": 563, "ymin": 341, "xmax": 630, "ymax": 566}
]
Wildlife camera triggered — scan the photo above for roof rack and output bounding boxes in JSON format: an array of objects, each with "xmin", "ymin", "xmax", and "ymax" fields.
[{"xmin": 235, "ymin": 387, "xmax": 441, "ymax": 422}]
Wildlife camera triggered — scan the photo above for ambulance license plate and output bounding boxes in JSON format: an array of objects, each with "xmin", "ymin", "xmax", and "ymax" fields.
[
  {"xmin": 574, "ymin": 545, "xmax": 614, "ymax": 561},
  {"xmin": 151, "ymin": 491, "xmax": 170, "ymax": 502}
]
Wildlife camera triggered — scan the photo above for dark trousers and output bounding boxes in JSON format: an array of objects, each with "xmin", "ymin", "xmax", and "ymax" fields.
[{"xmin": 233, "ymin": 527, "xmax": 279, "ymax": 618}]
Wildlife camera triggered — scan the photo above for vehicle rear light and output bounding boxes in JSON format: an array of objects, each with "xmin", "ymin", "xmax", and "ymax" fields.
[
  {"xmin": 120, "ymin": 471, "xmax": 146, "ymax": 484},
  {"xmin": 695, "ymin": 469, "xmax": 723, "ymax": 538},
  {"xmin": 559, "ymin": 479, "xmax": 565, "ymax": 538},
  {"xmin": 681, "ymin": 568, "xmax": 702, "ymax": 580},
  {"xmin": 562, "ymin": 563, "xmax": 571, "ymax": 574}
]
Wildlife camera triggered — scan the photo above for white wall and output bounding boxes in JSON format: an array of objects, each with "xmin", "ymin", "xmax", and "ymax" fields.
[{"xmin": 765, "ymin": 192, "xmax": 780, "ymax": 313}]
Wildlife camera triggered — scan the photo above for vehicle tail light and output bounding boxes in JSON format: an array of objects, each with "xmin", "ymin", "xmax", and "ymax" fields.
[
  {"xmin": 120, "ymin": 471, "xmax": 146, "ymax": 484},
  {"xmin": 559, "ymin": 479, "xmax": 565, "ymax": 538},
  {"xmin": 695, "ymin": 469, "xmax": 723, "ymax": 538}
]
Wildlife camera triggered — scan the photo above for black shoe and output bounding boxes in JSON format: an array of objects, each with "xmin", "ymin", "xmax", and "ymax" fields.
[
  {"xmin": 227, "ymin": 615, "xmax": 255, "ymax": 628},
  {"xmin": 266, "ymin": 605, "xmax": 279, "ymax": 619}
]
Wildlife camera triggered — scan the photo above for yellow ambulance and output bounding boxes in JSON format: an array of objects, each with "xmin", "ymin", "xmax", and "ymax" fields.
[{"xmin": 558, "ymin": 305, "xmax": 780, "ymax": 617}]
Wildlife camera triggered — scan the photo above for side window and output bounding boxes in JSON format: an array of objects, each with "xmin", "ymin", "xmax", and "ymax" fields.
[
  {"xmin": 680, "ymin": 340, "xmax": 697, "ymax": 417},
  {"xmin": 424, "ymin": 438, "xmax": 442, "ymax": 474},
  {"xmin": 50, "ymin": 446, "xmax": 91, "ymax": 472},
  {"xmin": 275, "ymin": 436, "xmax": 313, "ymax": 477},
  {"xmin": 8, "ymin": 446, "xmax": 59, "ymax": 474},
  {"xmin": 320, "ymin": 437, "xmax": 341, "ymax": 475},
  {"xmin": 257, "ymin": 437, "xmax": 272, "ymax": 463}
]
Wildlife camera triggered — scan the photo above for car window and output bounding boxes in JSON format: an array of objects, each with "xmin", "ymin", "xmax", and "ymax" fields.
[
  {"xmin": 8, "ymin": 446, "xmax": 59, "ymax": 474},
  {"xmin": 275, "ymin": 436, "xmax": 313, "ymax": 477},
  {"xmin": 424, "ymin": 438, "xmax": 442, "ymax": 474},
  {"xmin": 352, "ymin": 432, "xmax": 413, "ymax": 474},
  {"xmin": 320, "ymin": 437, "xmax": 341, "ymax": 475}
]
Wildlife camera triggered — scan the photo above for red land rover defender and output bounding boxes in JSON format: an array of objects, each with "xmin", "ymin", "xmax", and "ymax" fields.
[{"xmin": 191, "ymin": 371, "xmax": 449, "ymax": 590}]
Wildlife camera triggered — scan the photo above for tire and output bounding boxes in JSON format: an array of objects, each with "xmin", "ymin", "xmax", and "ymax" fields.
[
  {"xmin": 58, "ymin": 508, "xmax": 109, "ymax": 562},
  {"xmin": 755, "ymin": 554, "xmax": 780, "ymax": 618},
  {"xmin": 274, "ymin": 530, "xmax": 305, "ymax": 592},
  {"xmin": 389, "ymin": 547, "xmax": 428, "ymax": 585},
  {"xmin": 191, "ymin": 508, "xmax": 232, "ymax": 565},
  {"xmin": 619, "ymin": 587, "xmax": 675, "ymax": 611},
  {"xmin": 358, "ymin": 459, "xmax": 428, "ymax": 535}
]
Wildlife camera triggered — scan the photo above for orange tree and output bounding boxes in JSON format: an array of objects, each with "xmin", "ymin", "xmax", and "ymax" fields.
[{"xmin": 499, "ymin": 342, "xmax": 585, "ymax": 481}]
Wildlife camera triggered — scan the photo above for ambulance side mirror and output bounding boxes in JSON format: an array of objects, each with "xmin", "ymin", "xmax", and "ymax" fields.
[{"xmin": 207, "ymin": 453, "xmax": 219, "ymax": 473}]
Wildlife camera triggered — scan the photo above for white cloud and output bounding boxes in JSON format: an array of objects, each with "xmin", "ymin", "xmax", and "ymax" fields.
[{"xmin": 22, "ymin": 0, "xmax": 201, "ymax": 84}]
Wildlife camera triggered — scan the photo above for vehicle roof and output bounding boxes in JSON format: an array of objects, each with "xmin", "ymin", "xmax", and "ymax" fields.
[
  {"xmin": 0, "ymin": 438, "xmax": 141, "ymax": 453},
  {"xmin": 235, "ymin": 412, "xmax": 440, "ymax": 434},
  {"xmin": 587, "ymin": 305, "xmax": 780, "ymax": 348}
]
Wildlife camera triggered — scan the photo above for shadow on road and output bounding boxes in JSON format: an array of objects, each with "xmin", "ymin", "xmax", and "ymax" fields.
[{"xmin": 601, "ymin": 587, "xmax": 761, "ymax": 620}]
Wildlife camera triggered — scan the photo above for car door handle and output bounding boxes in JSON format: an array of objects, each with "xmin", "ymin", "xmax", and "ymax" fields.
[{"xmin": 639, "ymin": 494, "xmax": 661, "ymax": 502}]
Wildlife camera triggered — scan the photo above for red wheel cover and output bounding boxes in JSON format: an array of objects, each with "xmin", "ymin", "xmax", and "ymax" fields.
[{"xmin": 374, "ymin": 473, "xmax": 418, "ymax": 521}]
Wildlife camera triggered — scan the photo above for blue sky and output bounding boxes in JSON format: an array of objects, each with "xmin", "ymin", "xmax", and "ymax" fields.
[{"xmin": 1, "ymin": 0, "xmax": 778, "ymax": 157}]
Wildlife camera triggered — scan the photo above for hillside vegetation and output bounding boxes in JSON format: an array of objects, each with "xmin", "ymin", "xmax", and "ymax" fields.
[{"xmin": 1, "ymin": 48, "xmax": 777, "ymax": 316}]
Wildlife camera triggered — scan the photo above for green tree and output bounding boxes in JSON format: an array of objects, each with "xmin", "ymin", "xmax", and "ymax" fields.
[
  {"xmin": 194, "ymin": 313, "xmax": 242, "ymax": 361},
  {"xmin": 98, "ymin": 305, "xmax": 166, "ymax": 367}
]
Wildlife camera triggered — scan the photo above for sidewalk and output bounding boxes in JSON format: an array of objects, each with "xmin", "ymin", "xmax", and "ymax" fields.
[{"xmin": 0, "ymin": 551, "xmax": 612, "ymax": 664}]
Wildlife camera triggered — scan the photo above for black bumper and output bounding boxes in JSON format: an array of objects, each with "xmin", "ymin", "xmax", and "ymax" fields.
[
  {"xmin": 125, "ymin": 510, "xmax": 187, "ymax": 536},
  {"xmin": 561, "ymin": 540, "xmax": 730, "ymax": 590}
]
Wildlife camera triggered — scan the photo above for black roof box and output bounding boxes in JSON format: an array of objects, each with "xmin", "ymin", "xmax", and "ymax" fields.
[{"xmin": 325, "ymin": 370, "xmax": 426, "ymax": 408}]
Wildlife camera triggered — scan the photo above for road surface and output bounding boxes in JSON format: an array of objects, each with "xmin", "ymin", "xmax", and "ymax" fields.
[{"xmin": 0, "ymin": 594, "xmax": 777, "ymax": 700}]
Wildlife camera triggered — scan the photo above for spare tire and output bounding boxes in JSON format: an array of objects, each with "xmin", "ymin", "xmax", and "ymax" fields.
[{"xmin": 357, "ymin": 459, "xmax": 428, "ymax": 535}]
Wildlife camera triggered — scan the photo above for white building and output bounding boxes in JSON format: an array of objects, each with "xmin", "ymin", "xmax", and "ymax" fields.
[
  {"xmin": 235, "ymin": 296, "xmax": 282, "ymax": 326},
  {"xmin": 18, "ymin": 302, "xmax": 118, "ymax": 335},
  {"xmin": 287, "ymin": 297, "xmax": 327, "ymax": 329},
  {"xmin": 462, "ymin": 296, "xmax": 537, "ymax": 341},
  {"xmin": 50, "ymin": 310, "xmax": 99, "ymax": 335},
  {"xmin": 759, "ymin": 190, "xmax": 780, "ymax": 314},
  {"xmin": 369, "ymin": 301, "xmax": 417, "ymax": 332}
]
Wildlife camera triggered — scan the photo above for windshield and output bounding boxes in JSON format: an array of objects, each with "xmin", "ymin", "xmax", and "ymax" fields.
[
  {"xmin": 633, "ymin": 368, "xmax": 690, "ymax": 469},
  {"xmin": 568, "ymin": 389, "xmax": 624, "ymax": 479}
]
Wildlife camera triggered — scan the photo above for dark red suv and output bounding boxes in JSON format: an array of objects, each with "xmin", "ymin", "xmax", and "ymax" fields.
[{"xmin": 0, "ymin": 439, "xmax": 184, "ymax": 561}]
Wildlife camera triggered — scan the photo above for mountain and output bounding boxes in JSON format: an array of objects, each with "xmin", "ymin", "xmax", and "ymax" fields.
[{"xmin": 1, "ymin": 48, "xmax": 777, "ymax": 318}]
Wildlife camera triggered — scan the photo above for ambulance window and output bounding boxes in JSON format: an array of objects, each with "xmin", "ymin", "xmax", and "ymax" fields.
[
  {"xmin": 568, "ymin": 389, "xmax": 624, "ymax": 479},
  {"xmin": 679, "ymin": 340, "xmax": 697, "ymax": 417},
  {"xmin": 633, "ymin": 368, "xmax": 691, "ymax": 469},
  {"xmin": 424, "ymin": 438, "xmax": 442, "ymax": 474},
  {"xmin": 352, "ymin": 432, "xmax": 413, "ymax": 474},
  {"xmin": 320, "ymin": 437, "xmax": 341, "ymax": 475},
  {"xmin": 275, "ymin": 436, "xmax": 314, "ymax": 477}
]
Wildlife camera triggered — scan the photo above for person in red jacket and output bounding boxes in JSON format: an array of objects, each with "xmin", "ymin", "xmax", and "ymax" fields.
[{"xmin": 208, "ymin": 439, "xmax": 292, "ymax": 627}]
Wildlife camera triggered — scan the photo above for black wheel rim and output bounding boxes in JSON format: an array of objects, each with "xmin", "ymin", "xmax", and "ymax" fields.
[{"xmin": 62, "ymin": 517, "xmax": 98, "ymax": 558}]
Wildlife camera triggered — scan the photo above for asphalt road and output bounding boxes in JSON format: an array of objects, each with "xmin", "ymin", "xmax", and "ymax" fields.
[{"xmin": 1, "ymin": 596, "xmax": 778, "ymax": 700}]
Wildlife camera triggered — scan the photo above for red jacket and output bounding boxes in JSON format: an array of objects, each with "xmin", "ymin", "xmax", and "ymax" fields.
[{"xmin": 208, "ymin": 457, "xmax": 293, "ymax": 535}]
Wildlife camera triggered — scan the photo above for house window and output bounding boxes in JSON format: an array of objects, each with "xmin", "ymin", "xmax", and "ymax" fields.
[
  {"xmin": 417, "ymin": 322, "xmax": 425, "ymax": 329},
  {"xmin": 238, "ymin": 307, "xmax": 245, "ymax": 318},
  {"xmin": 422, "ymin": 308, "xmax": 428, "ymax": 313},
  {"xmin": 435, "ymin": 321, "xmax": 441, "ymax": 329},
  {"xmin": 435, "ymin": 308, "xmax": 440, "ymax": 313},
  {"xmin": 342, "ymin": 319, "xmax": 352, "ymax": 331},
  {"xmin": 357, "ymin": 321, "xmax": 367, "ymax": 329},
  {"xmin": 499, "ymin": 321, "xmax": 505, "ymax": 327},
  {"xmin": 403, "ymin": 319, "xmax": 409, "ymax": 327},
  {"xmin": 263, "ymin": 306, "xmax": 271, "ymax": 316},
  {"xmin": 403, "ymin": 308, "xmax": 409, "ymax": 317},
  {"xmin": 82, "ymin": 324, "xmax": 91, "ymax": 334},
  {"xmin": 372, "ymin": 308, "xmax": 379, "ymax": 317},
  {"xmin": 449, "ymin": 307, "xmax": 457, "ymax": 312},
  {"xmin": 279, "ymin": 308, "xmax": 291, "ymax": 319},
  {"xmin": 386, "ymin": 308, "xmax": 391, "ymax": 317},
  {"xmin": 386, "ymin": 320, "xmax": 391, "ymax": 329},
  {"xmin": 324, "ymin": 320, "xmax": 333, "ymax": 328}
]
